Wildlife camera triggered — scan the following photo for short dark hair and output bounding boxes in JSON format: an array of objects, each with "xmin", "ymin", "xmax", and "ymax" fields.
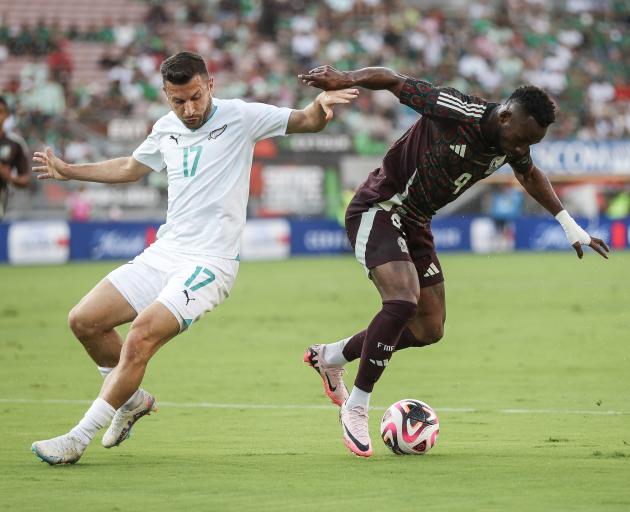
[
  {"xmin": 160, "ymin": 51, "xmax": 209, "ymax": 85},
  {"xmin": 508, "ymin": 85, "xmax": 556, "ymax": 127}
]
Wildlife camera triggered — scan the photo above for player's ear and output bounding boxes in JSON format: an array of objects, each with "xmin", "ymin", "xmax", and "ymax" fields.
[{"xmin": 498, "ymin": 104, "xmax": 511, "ymax": 124}]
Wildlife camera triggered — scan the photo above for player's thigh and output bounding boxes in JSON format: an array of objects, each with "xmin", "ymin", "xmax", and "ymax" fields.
[
  {"xmin": 70, "ymin": 277, "xmax": 137, "ymax": 331},
  {"xmin": 371, "ymin": 261, "xmax": 420, "ymax": 303},
  {"xmin": 157, "ymin": 259, "xmax": 239, "ymax": 331},
  {"xmin": 346, "ymin": 207, "xmax": 420, "ymax": 301},
  {"xmin": 105, "ymin": 260, "xmax": 166, "ymax": 318}
]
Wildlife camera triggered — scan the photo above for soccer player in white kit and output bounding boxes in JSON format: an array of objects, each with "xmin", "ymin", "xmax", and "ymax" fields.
[{"xmin": 30, "ymin": 51, "xmax": 359, "ymax": 465}]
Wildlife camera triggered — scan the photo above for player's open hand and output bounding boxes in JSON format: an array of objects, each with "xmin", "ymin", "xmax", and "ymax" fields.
[
  {"xmin": 317, "ymin": 88, "xmax": 359, "ymax": 120},
  {"xmin": 572, "ymin": 236, "xmax": 610, "ymax": 259},
  {"xmin": 33, "ymin": 147, "xmax": 70, "ymax": 181},
  {"xmin": 299, "ymin": 65, "xmax": 353, "ymax": 91}
]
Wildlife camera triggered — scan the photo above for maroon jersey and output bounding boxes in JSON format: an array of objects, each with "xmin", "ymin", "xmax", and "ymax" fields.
[
  {"xmin": 0, "ymin": 131, "xmax": 30, "ymax": 216},
  {"xmin": 0, "ymin": 131, "xmax": 30, "ymax": 190},
  {"xmin": 351, "ymin": 78, "xmax": 533, "ymax": 226}
]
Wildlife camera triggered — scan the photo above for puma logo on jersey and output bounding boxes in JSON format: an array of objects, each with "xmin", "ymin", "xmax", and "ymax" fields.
[
  {"xmin": 170, "ymin": 135, "xmax": 181, "ymax": 145},
  {"xmin": 423, "ymin": 263, "xmax": 440, "ymax": 277},
  {"xmin": 449, "ymin": 144, "xmax": 466, "ymax": 157},
  {"xmin": 208, "ymin": 124, "xmax": 227, "ymax": 140}
]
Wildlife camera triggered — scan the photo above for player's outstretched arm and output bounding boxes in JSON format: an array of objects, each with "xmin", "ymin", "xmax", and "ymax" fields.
[
  {"xmin": 287, "ymin": 89, "xmax": 359, "ymax": 133},
  {"xmin": 33, "ymin": 147, "xmax": 152, "ymax": 184},
  {"xmin": 514, "ymin": 165, "xmax": 610, "ymax": 259},
  {"xmin": 299, "ymin": 65, "xmax": 408, "ymax": 97}
]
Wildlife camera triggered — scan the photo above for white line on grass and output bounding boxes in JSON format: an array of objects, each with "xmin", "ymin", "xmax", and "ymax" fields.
[{"xmin": 0, "ymin": 398, "xmax": 626, "ymax": 415}]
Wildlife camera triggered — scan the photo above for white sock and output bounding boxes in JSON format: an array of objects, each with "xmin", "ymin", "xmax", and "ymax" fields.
[
  {"xmin": 97, "ymin": 366, "xmax": 113, "ymax": 378},
  {"xmin": 346, "ymin": 386, "xmax": 370, "ymax": 409},
  {"xmin": 97, "ymin": 366, "xmax": 143, "ymax": 410},
  {"xmin": 69, "ymin": 397, "xmax": 116, "ymax": 446},
  {"xmin": 322, "ymin": 338, "xmax": 350, "ymax": 367}
]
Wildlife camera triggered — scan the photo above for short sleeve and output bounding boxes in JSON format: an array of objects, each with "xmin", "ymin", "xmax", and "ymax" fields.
[
  {"xmin": 400, "ymin": 78, "xmax": 488, "ymax": 123},
  {"xmin": 132, "ymin": 130, "xmax": 165, "ymax": 172},
  {"xmin": 242, "ymin": 101, "xmax": 292, "ymax": 142}
]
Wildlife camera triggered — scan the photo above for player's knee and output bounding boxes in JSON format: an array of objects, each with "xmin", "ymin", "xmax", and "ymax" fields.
[
  {"xmin": 423, "ymin": 322, "xmax": 444, "ymax": 345},
  {"xmin": 68, "ymin": 306, "xmax": 99, "ymax": 340}
]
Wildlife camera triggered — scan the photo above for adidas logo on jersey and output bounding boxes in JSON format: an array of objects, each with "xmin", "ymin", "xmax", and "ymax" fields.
[
  {"xmin": 423, "ymin": 263, "xmax": 440, "ymax": 278},
  {"xmin": 449, "ymin": 144, "xmax": 466, "ymax": 157}
]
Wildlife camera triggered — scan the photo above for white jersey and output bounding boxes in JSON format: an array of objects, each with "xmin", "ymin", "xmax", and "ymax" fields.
[{"xmin": 133, "ymin": 98, "xmax": 292, "ymax": 259}]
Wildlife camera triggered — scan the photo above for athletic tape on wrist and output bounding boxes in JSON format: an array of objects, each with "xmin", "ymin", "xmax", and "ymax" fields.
[{"xmin": 555, "ymin": 210, "xmax": 591, "ymax": 245}]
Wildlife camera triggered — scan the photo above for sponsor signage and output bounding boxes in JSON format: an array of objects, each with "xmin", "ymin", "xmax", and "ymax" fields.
[
  {"xmin": 279, "ymin": 134, "xmax": 353, "ymax": 153},
  {"xmin": 70, "ymin": 222, "xmax": 160, "ymax": 261},
  {"xmin": 0, "ymin": 216, "xmax": 626, "ymax": 264},
  {"xmin": 290, "ymin": 219, "xmax": 351, "ymax": 255},
  {"xmin": 531, "ymin": 140, "xmax": 630, "ymax": 175},
  {"xmin": 514, "ymin": 217, "xmax": 613, "ymax": 251},
  {"xmin": 8, "ymin": 221, "xmax": 70, "ymax": 265},
  {"xmin": 259, "ymin": 165, "xmax": 326, "ymax": 216},
  {"xmin": 432, "ymin": 217, "xmax": 472, "ymax": 252},
  {"xmin": 240, "ymin": 219, "xmax": 290, "ymax": 260}
]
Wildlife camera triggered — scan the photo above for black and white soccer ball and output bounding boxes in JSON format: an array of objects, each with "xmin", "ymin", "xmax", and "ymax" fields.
[{"xmin": 380, "ymin": 399, "xmax": 440, "ymax": 455}]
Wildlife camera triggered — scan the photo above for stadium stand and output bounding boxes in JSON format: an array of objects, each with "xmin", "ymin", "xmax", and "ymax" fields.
[{"xmin": 0, "ymin": 0, "xmax": 629, "ymax": 220}]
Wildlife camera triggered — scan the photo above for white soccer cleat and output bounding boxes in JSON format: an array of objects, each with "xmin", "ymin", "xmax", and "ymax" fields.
[
  {"xmin": 340, "ymin": 401, "xmax": 373, "ymax": 457},
  {"xmin": 102, "ymin": 390, "xmax": 157, "ymax": 448},
  {"xmin": 303, "ymin": 344, "xmax": 349, "ymax": 407},
  {"xmin": 31, "ymin": 433, "xmax": 86, "ymax": 465}
]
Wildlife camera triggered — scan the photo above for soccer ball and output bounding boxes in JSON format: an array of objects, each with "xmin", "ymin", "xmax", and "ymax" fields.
[{"xmin": 380, "ymin": 399, "xmax": 440, "ymax": 455}]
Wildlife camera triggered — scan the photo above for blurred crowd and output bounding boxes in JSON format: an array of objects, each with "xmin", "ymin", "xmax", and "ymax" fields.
[{"xmin": 1, "ymin": 0, "xmax": 630, "ymax": 160}]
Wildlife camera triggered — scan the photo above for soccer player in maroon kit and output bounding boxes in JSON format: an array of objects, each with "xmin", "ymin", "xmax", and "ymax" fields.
[
  {"xmin": 298, "ymin": 66, "xmax": 610, "ymax": 457},
  {"xmin": 0, "ymin": 97, "xmax": 31, "ymax": 218}
]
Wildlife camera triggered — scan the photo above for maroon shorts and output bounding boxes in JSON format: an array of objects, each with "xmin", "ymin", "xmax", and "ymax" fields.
[{"xmin": 345, "ymin": 203, "xmax": 444, "ymax": 288}]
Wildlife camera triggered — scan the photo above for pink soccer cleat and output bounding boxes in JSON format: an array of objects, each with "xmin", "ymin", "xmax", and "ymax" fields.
[
  {"xmin": 340, "ymin": 400, "xmax": 373, "ymax": 457},
  {"xmin": 304, "ymin": 344, "xmax": 349, "ymax": 407}
]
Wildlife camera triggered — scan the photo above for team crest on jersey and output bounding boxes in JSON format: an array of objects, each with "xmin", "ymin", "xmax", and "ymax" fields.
[
  {"xmin": 208, "ymin": 124, "xmax": 227, "ymax": 140},
  {"xmin": 397, "ymin": 237, "xmax": 409, "ymax": 254},
  {"xmin": 485, "ymin": 155, "xmax": 506, "ymax": 175}
]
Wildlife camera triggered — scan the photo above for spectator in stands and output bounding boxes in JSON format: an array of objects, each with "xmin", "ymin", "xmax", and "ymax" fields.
[{"xmin": 0, "ymin": 96, "xmax": 31, "ymax": 218}]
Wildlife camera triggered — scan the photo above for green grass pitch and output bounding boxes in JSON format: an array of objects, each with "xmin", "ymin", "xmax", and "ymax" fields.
[{"xmin": 1, "ymin": 252, "xmax": 629, "ymax": 511}]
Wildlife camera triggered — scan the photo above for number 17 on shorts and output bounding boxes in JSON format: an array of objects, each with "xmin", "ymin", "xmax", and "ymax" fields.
[{"xmin": 158, "ymin": 260, "xmax": 238, "ymax": 330}]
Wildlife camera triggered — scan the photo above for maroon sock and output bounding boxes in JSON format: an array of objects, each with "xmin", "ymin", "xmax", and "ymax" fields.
[
  {"xmin": 394, "ymin": 328, "xmax": 421, "ymax": 351},
  {"xmin": 354, "ymin": 300, "xmax": 417, "ymax": 392},
  {"xmin": 341, "ymin": 330, "xmax": 367, "ymax": 362},
  {"xmin": 342, "ymin": 327, "xmax": 420, "ymax": 361}
]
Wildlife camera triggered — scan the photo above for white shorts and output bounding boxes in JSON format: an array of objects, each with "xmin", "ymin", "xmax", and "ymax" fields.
[{"xmin": 106, "ymin": 243, "xmax": 239, "ymax": 331}]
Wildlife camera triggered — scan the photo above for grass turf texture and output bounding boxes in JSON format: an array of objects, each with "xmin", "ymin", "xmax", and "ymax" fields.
[{"xmin": 1, "ymin": 252, "xmax": 629, "ymax": 511}]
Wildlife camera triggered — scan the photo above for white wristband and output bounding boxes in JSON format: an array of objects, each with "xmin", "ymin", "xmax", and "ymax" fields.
[{"xmin": 555, "ymin": 210, "xmax": 591, "ymax": 246}]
